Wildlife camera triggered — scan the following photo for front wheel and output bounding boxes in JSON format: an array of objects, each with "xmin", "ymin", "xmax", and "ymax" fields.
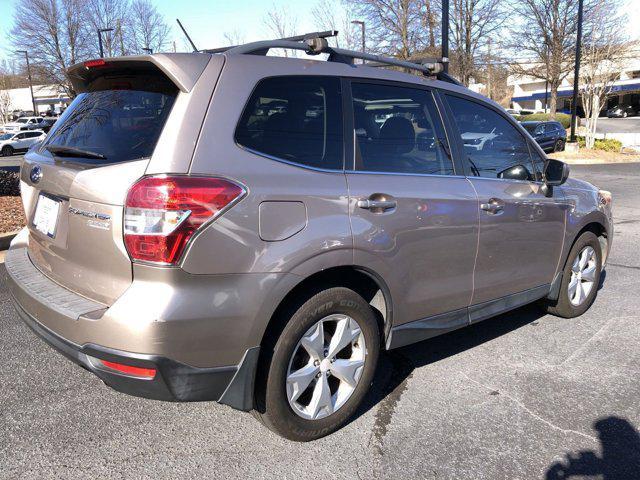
[
  {"xmin": 1, "ymin": 145, "xmax": 13, "ymax": 157},
  {"xmin": 254, "ymin": 287, "xmax": 380, "ymax": 441},
  {"xmin": 554, "ymin": 139, "xmax": 565, "ymax": 152},
  {"xmin": 544, "ymin": 231, "xmax": 602, "ymax": 318}
]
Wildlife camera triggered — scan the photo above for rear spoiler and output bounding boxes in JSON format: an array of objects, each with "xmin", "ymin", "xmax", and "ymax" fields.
[{"xmin": 67, "ymin": 53, "xmax": 212, "ymax": 94}]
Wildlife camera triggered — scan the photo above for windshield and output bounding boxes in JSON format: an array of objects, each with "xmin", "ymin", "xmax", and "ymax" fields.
[
  {"xmin": 43, "ymin": 86, "xmax": 177, "ymax": 164},
  {"xmin": 0, "ymin": 134, "xmax": 13, "ymax": 140},
  {"xmin": 522, "ymin": 123, "xmax": 538, "ymax": 133},
  {"xmin": 16, "ymin": 119, "xmax": 28, "ymax": 124}
]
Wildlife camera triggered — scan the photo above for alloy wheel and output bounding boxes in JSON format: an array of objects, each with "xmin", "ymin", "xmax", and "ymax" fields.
[
  {"xmin": 286, "ymin": 314, "xmax": 367, "ymax": 420},
  {"xmin": 568, "ymin": 246, "xmax": 597, "ymax": 306}
]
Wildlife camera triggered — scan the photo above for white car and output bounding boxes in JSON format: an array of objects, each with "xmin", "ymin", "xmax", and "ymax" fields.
[
  {"xmin": 461, "ymin": 130, "xmax": 498, "ymax": 151},
  {"xmin": 0, "ymin": 130, "xmax": 46, "ymax": 156},
  {"xmin": 2, "ymin": 116, "xmax": 46, "ymax": 133}
]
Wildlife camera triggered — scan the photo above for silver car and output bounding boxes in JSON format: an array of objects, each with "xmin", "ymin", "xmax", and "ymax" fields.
[
  {"xmin": 5, "ymin": 34, "xmax": 613, "ymax": 441},
  {"xmin": 0, "ymin": 130, "xmax": 46, "ymax": 156}
]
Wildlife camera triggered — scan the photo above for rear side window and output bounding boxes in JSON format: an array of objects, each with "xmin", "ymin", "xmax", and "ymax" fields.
[
  {"xmin": 235, "ymin": 76, "xmax": 343, "ymax": 170},
  {"xmin": 445, "ymin": 94, "xmax": 535, "ymax": 180},
  {"xmin": 351, "ymin": 83, "xmax": 453, "ymax": 175},
  {"xmin": 42, "ymin": 71, "xmax": 177, "ymax": 164}
]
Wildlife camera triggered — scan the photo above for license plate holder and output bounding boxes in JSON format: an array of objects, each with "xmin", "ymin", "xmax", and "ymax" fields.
[{"xmin": 33, "ymin": 194, "xmax": 61, "ymax": 238}]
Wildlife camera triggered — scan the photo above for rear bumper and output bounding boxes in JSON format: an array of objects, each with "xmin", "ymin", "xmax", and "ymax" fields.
[{"xmin": 4, "ymin": 241, "xmax": 273, "ymax": 410}]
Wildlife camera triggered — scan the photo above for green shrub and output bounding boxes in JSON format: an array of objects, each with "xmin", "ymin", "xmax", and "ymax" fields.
[
  {"xmin": 576, "ymin": 137, "xmax": 622, "ymax": 152},
  {"xmin": 515, "ymin": 113, "xmax": 572, "ymax": 129}
]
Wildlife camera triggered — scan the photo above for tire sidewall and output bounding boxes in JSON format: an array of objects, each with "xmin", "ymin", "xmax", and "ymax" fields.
[
  {"xmin": 1, "ymin": 146, "xmax": 13, "ymax": 156},
  {"xmin": 556, "ymin": 232, "xmax": 602, "ymax": 317},
  {"xmin": 263, "ymin": 287, "xmax": 380, "ymax": 441}
]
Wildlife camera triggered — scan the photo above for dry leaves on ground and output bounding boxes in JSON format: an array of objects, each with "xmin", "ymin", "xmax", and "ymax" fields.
[{"xmin": 0, "ymin": 196, "xmax": 26, "ymax": 233}]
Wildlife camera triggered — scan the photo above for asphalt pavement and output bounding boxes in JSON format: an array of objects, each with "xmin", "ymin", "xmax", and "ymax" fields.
[
  {"xmin": 0, "ymin": 155, "xmax": 22, "ymax": 172},
  {"xmin": 1, "ymin": 163, "xmax": 639, "ymax": 479},
  {"xmin": 595, "ymin": 117, "xmax": 640, "ymax": 134}
]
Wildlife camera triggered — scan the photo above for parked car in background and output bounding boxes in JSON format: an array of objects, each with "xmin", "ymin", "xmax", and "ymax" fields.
[
  {"xmin": 521, "ymin": 120, "xmax": 567, "ymax": 152},
  {"xmin": 2, "ymin": 116, "xmax": 47, "ymax": 133},
  {"xmin": 6, "ymin": 39, "xmax": 612, "ymax": 441},
  {"xmin": 0, "ymin": 130, "xmax": 46, "ymax": 156},
  {"xmin": 606, "ymin": 105, "xmax": 637, "ymax": 118},
  {"xmin": 39, "ymin": 117, "xmax": 58, "ymax": 133}
]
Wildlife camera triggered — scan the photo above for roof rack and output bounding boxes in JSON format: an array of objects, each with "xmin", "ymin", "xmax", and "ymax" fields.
[{"xmin": 205, "ymin": 31, "xmax": 448, "ymax": 78}]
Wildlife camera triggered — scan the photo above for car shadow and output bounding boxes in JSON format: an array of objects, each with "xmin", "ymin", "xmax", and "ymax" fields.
[
  {"xmin": 351, "ymin": 302, "xmax": 547, "ymax": 438},
  {"xmin": 545, "ymin": 416, "xmax": 640, "ymax": 479}
]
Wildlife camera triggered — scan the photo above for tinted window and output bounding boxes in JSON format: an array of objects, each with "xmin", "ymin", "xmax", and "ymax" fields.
[
  {"xmin": 351, "ymin": 83, "xmax": 453, "ymax": 175},
  {"xmin": 42, "ymin": 73, "xmax": 177, "ymax": 164},
  {"xmin": 544, "ymin": 123, "xmax": 556, "ymax": 134},
  {"xmin": 446, "ymin": 95, "xmax": 535, "ymax": 180},
  {"xmin": 235, "ymin": 76, "xmax": 343, "ymax": 170},
  {"xmin": 26, "ymin": 132, "xmax": 42, "ymax": 138}
]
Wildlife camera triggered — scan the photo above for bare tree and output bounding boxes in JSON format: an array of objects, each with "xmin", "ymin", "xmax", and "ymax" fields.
[
  {"xmin": 126, "ymin": 0, "xmax": 171, "ymax": 54},
  {"xmin": 262, "ymin": 4, "xmax": 298, "ymax": 57},
  {"xmin": 0, "ymin": 75, "xmax": 13, "ymax": 125},
  {"xmin": 222, "ymin": 30, "xmax": 246, "ymax": 48},
  {"xmin": 350, "ymin": 0, "xmax": 422, "ymax": 60},
  {"xmin": 449, "ymin": 0, "xmax": 505, "ymax": 86},
  {"xmin": 509, "ymin": 0, "xmax": 597, "ymax": 116},
  {"xmin": 421, "ymin": 0, "xmax": 440, "ymax": 53},
  {"xmin": 579, "ymin": 1, "xmax": 628, "ymax": 148},
  {"xmin": 311, "ymin": 0, "xmax": 359, "ymax": 50},
  {"xmin": 86, "ymin": 0, "xmax": 130, "ymax": 57},
  {"xmin": 11, "ymin": 0, "xmax": 92, "ymax": 97}
]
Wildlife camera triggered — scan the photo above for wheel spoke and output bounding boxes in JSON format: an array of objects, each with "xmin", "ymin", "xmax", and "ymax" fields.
[
  {"xmin": 574, "ymin": 281, "xmax": 585, "ymax": 305},
  {"xmin": 330, "ymin": 358, "xmax": 364, "ymax": 388},
  {"xmin": 300, "ymin": 322, "xmax": 325, "ymax": 362},
  {"xmin": 572, "ymin": 256, "xmax": 581, "ymax": 273},
  {"xmin": 328, "ymin": 316, "xmax": 361, "ymax": 358},
  {"xmin": 568, "ymin": 275, "xmax": 579, "ymax": 298},
  {"xmin": 579, "ymin": 249, "xmax": 590, "ymax": 269},
  {"xmin": 582, "ymin": 264, "xmax": 597, "ymax": 282},
  {"xmin": 287, "ymin": 363, "xmax": 319, "ymax": 402},
  {"xmin": 308, "ymin": 374, "xmax": 333, "ymax": 419}
]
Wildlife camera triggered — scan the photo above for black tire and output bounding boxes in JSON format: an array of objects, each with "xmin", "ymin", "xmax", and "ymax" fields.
[
  {"xmin": 554, "ymin": 139, "xmax": 565, "ymax": 152},
  {"xmin": 544, "ymin": 231, "xmax": 602, "ymax": 318},
  {"xmin": 1, "ymin": 145, "xmax": 13, "ymax": 157},
  {"xmin": 254, "ymin": 287, "xmax": 380, "ymax": 441}
]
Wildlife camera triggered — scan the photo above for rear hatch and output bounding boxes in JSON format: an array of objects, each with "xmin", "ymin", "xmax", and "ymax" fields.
[{"xmin": 20, "ymin": 55, "xmax": 212, "ymax": 305}]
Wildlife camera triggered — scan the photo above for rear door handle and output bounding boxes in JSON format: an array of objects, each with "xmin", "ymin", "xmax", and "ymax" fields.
[
  {"xmin": 357, "ymin": 199, "xmax": 397, "ymax": 211},
  {"xmin": 480, "ymin": 198, "xmax": 505, "ymax": 214}
]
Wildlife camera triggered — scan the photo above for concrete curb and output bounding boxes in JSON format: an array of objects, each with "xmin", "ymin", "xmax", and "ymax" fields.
[{"xmin": 0, "ymin": 230, "xmax": 19, "ymax": 250}]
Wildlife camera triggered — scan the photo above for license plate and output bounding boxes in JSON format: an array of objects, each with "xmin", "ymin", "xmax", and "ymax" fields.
[{"xmin": 33, "ymin": 194, "xmax": 61, "ymax": 238}]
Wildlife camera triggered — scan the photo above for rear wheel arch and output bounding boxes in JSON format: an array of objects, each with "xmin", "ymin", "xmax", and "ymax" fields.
[{"xmin": 258, "ymin": 266, "xmax": 392, "ymax": 355}]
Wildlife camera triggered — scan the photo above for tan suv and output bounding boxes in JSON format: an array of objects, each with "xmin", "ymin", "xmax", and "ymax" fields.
[{"xmin": 5, "ymin": 32, "xmax": 612, "ymax": 441}]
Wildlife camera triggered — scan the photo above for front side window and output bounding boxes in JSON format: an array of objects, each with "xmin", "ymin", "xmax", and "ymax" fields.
[
  {"xmin": 235, "ymin": 76, "xmax": 343, "ymax": 170},
  {"xmin": 446, "ymin": 94, "xmax": 535, "ymax": 180},
  {"xmin": 351, "ymin": 83, "xmax": 453, "ymax": 175}
]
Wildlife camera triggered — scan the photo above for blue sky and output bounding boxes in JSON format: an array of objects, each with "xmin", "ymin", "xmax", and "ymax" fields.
[{"xmin": 1, "ymin": 0, "xmax": 639, "ymax": 65}]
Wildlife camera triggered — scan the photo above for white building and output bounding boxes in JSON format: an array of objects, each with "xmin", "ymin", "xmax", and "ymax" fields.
[
  {"xmin": 1, "ymin": 84, "xmax": 71, "ymax": 116},
  {"xmin": 508, "ymin": 43, "xmax": 640, "ymax": 114}
]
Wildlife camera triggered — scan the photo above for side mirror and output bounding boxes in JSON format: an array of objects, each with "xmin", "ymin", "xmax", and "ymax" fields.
[
  {"xmin": 544, "ymin": 158, "xmax": 570, "ymax": 186},
  {"xmin": 498, "ymin": 164, "xmax": 530, "ymax": 181}
]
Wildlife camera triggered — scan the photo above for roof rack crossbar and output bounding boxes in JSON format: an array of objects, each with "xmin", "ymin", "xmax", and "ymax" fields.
[
  {"xmin": 204, "ymin": 30, "xmax": 338, "ymax": 54},
  {"xmin": 211, "ymin": 31, "xmax": 447, "ymax": 76}
]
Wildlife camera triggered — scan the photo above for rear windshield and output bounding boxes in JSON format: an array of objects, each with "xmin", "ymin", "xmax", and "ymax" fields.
[{"xmin": 42, "ymin": 73, "xmax": 177, "ymax": 164}]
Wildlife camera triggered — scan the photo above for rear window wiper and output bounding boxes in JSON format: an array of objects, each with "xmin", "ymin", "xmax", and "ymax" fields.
[{"xmin": 45, "ymin": 145, "xmax": 107, "ymax": 160}]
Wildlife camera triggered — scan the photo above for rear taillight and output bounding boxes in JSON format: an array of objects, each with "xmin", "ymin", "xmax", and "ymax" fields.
[{"xmin": 124, "ymin": 175, "xmax": 245, "ymax": 265}]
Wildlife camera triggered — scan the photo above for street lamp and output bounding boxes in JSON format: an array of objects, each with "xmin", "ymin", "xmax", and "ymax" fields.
[
  {"xmin": 15, "ymin": 50, "xmax": 37, "ymax": 116},
  {"xmin": 351, "ymin": 20, "xmax": 366, "ymax": 60},
  {"xmin": 98, "ymin": 28, "xmax": 114, "ymax": 58},
  {"xmin": 570, "ymin": 0, "xmax": 584, "ymax": 143}
]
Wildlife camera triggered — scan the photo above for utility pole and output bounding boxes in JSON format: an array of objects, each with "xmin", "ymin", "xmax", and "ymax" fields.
[
  {"xmin": 487, "ymin": 38, "xmax": 492, "ymax": 100},
  {"xmin": 16, "ymin": 50, "xmax": 37, "ymax": 115},
  {"xmin": 442, "ymin": 0, "xmax": 449, "ymax": 73},
  {"xmin": 351, "ymin": 20, "xmax": 365, "ymax": 64},
  {"xmin": 570, "ymin": 0, "xmax": 584, "ymax": 143},
  {"xmin": 98, "ymin": 27, "xmax": 114, "ymax": 58}
]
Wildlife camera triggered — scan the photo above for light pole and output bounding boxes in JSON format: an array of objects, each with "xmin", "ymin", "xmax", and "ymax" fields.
[
  {"xmin": 351, "ymin": 20, "xmax": 365, "ymax": 60},
  {"xmin": 15, "ymin": 50, "xmax": 37, "ymax": 115},
  {"xmin": 570, "ymin": 0, "xmax": 584, "ymax": 143},
  {"xmin": 98, "ymin": 28, "xmax": 114, "ymax": 57},
  {"xmin": 442, "ymin": 0, "xmax": 449, "ymax": 73}
]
